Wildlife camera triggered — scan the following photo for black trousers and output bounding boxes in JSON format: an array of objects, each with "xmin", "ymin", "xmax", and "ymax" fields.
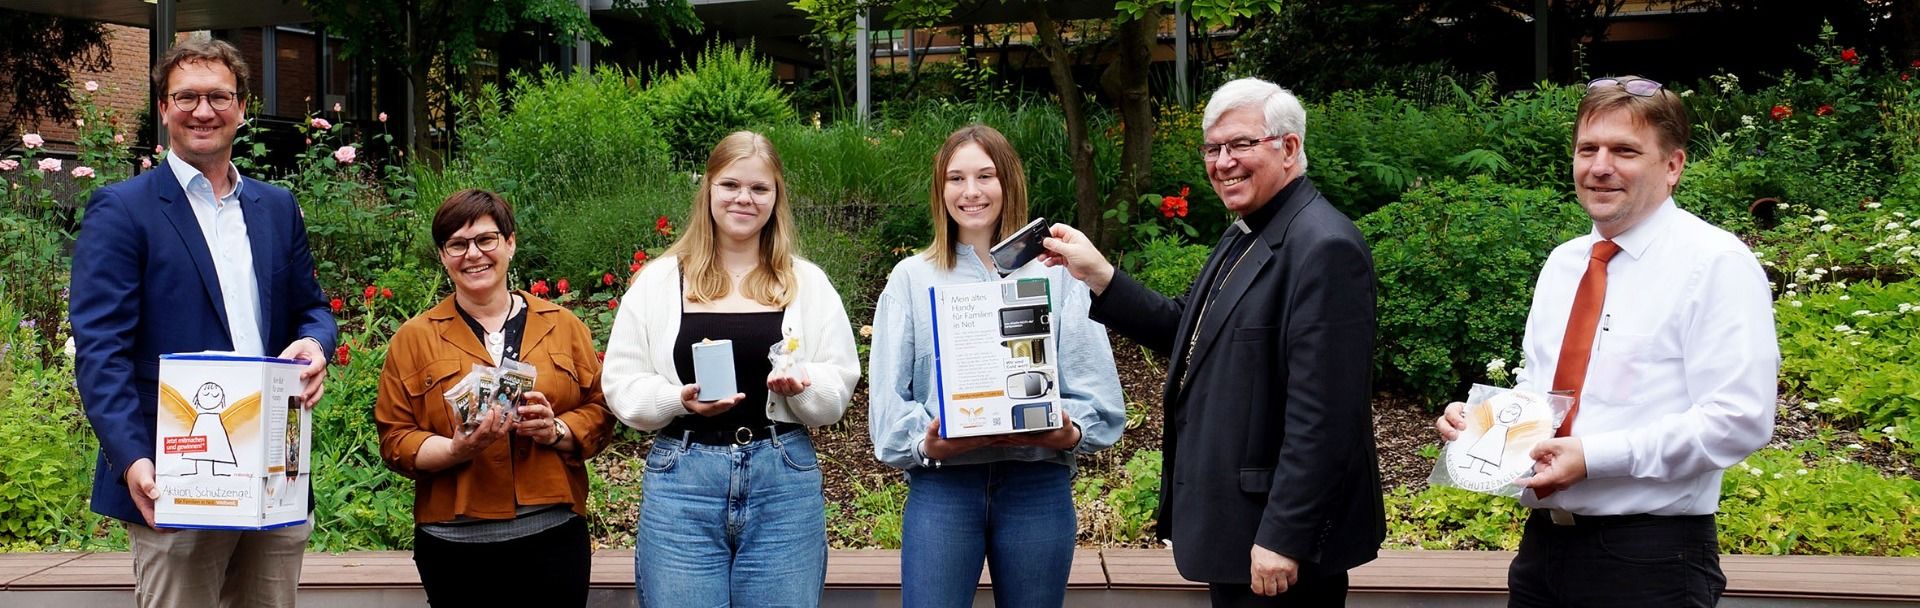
[
  {"xmin": 1208, "ymin": 571, "xmax": 1349, "ymax": 607},
  {"xmin": 413, "ymin": 515, "xmax": 592, "ymax": 607},
  {"xmin": 1509, "ymin": 509, "xmax": 1726, "ymax": 607}
]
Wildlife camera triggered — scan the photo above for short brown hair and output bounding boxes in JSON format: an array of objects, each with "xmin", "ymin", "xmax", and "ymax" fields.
[
  {"xmin": 925, "ymin": 124, "xmax": 1030, "ymax": 270},
  {"xmin": 432, "ymin": 189, "xmax": 517, "ymax": 247},
  {"xmin": 152, "ymin": 38, "xmax": 252, "ymax": 99},
  {"xmin": 1575, "ymin": 76, "xmax": 1689, "ymax": 155}
]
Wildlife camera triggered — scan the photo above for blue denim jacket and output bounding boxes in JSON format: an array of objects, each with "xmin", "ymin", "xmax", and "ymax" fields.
[{"xmin": 867, "ymin": 244, "xmax": 1126, "ymax": 470}]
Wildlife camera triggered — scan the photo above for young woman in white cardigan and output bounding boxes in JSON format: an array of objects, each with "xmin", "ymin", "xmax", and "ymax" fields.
[{"xmin": 602, "ymin": 131, "xmax": 860, "ymax": 607}]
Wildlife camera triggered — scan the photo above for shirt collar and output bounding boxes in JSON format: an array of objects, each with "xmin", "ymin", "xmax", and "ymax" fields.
[
  {"xmin": 165, "ymin": 151, "xmax": 244, "ymax": 201},
  {"xmin": 1589, "ymin": 197, "xmax": 1676, "ymax": 262}
]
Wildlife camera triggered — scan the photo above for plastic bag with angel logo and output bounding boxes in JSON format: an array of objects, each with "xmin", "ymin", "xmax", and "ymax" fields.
[{"xmin": 1428, "ymin": 384, "xmax": 1573, "ymax": 497}]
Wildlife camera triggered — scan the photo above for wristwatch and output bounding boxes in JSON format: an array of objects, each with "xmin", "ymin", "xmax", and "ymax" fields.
[{"xmin": 546, "ymin": 419, "xmax": 570, "ymax": 447}]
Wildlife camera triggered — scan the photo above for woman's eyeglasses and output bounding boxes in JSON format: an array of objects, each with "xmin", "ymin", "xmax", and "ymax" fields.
[
  {"xmin": 441, "ymin": 232, "xmax": 503, "ymax": 257},
  {"xmin": 712, "ymin": 180, "xmax": 775, "ymax": 204},
  {"xmin": 1587, "ymin": 77, "xmax": 1664, "ymax": 97}
]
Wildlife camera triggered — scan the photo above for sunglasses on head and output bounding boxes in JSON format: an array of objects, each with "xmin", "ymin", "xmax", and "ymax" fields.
[{"xmin": 1587, "ymin": 77, "xmax": 1664, "ymax": 97}]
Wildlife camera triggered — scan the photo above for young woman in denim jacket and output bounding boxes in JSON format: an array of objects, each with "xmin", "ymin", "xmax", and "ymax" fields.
[
  {"xmin": 867, "ymin": 124, "xmax": 1126, "ymax": 607},
  {"xmin": 603, "ymin": 131, "xmax": 861, "ymax": 607}
]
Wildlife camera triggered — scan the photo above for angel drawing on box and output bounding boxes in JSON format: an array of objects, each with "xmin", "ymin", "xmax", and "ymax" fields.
[
  {"xmin": 184, "ymin": 382, "xmax": 239, "ymax": 476},
  {"xmin": 1462, "ymin": 401, "xmax": 1523, "ymax": 475}
]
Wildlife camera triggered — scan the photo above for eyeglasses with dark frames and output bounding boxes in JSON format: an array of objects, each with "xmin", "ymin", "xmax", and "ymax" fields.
[
  {"xmin": 168, "ymin": 90, "xmax": 240, "ymax": 112},
  {"xmin": 1200, "ymin": 135, "xmax": 1282, "ymax": 160},
  {"xmin": 1586, "ymin": 77, "xmax": 1664, "ymax": 97},
  {"xmin": 440, "ymin": 232, "xmax": 504, "ymax": 257}
]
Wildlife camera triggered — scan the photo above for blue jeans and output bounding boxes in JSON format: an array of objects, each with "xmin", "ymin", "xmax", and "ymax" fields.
[
  {"xmin": 901, "ymin": 460, "xmax": 1076, "ymax": 608},
  {"xmin": 635, "ymin": 428, "xmax": 827, "ymax": 608}
]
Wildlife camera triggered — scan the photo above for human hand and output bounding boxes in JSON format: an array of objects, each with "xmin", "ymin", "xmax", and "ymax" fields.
[
  {"xmin": 513, "ymin": 391, "xmax": 561, "ymax": 445},
  {"xmin": 451, "ymin": 404, "xmax": 510, "ymax": 459},
  {"xmin": 1516, "ymin": 437, "xmax": 1587, "ymax": 493},
  {"xmin": 125, "ymin": 458, "xmax": 169, "ymax": 531},
  {"xmin": 767, "ymin": 372, "xmax": 811, "ymax": 397},
  {"xmin": 921, "ymin": 418, "xmax": 1003, "ymax": 460},
  {"xmin": 1038, "ymin": 223, "xmax": 1114, "ymax": 294},
  {"xmin": 680, "ymin": 384, "xmax": 745, "ymax": 417},
  {"xmin": 1250, "ymin": 545, "xmax": 1299, "ymax": 596},
  {"xmin": 1435, "ymin": 401, "xmax": 1468, "ymax": 442},
  {"xmin": 277, "ymin": 338, "xmax": 328, "ymax": 409},
  {"xmin": 992, "ymin": 419, "xmax": 1081, "ymax": 451}
]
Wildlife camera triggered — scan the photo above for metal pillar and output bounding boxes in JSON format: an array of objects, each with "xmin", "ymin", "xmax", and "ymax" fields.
[
  {"xmin": 1175, "ymin": 6, "xmax": 1189, "ymax": 107},
  {"xmin": 575, "ymin": 0, "xmax": 592, "ymax": 74},
  {"xmin": 260, "ymin": 27, "xmax": 278, "ymax": 114},
  {"xmin": 856, "ymin": 9, "xmax": 871, "ymax": 123},
  {"xmin": 152, "ymin": 0, "xmax": 176, "ymax": 147},
  {"xmin": 1534, "ymin": 0, "xmax": 1549, "ymax": 82}
]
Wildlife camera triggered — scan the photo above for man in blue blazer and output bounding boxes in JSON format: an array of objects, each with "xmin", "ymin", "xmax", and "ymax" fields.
[{"xmin": 69, "ymin": 38, "xmax": 335, "ymax": 607}]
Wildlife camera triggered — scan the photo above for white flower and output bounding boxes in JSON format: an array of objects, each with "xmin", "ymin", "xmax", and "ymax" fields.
[
  {"xmin": 1748, "ymin": 467, "xmax": 1763, "ymax": 476},
  {"xmin": 1681, "ymin": 89, "xmax": 1694, "ymax": 98},
  {"xmin": 1838, "ymin": 294, "xmax": 1849, "ymax": 300},
  {"xmin": 1740, "ymin": 115, "xmax": 1756, "ymax": 127},
  {"xmin": 1847, "ymin": 443, "xmax": 1864, "ymax": 450},
  {"xmin": 63, "ymin": 336, "xmax": 75, "ymax": 358},
  {"xmin": 1784, "ymin": 290, "xmax": 1797, "ymax": 298},
  {"xmin": 1850, "ymin": 340, "xmax": 1862, "ymax": 346},
  {"xmin": 1853, "ymin": 310, "xmax": 1871, "ymax": 316},
  {"xmin": 1820, "ymin": 224, "xmax": 1837, "ymax": 232},
  {"xmin": 1910, "ymin": 219, "xmax": 1920, "ymax": 229},
  {"xmin": 1833, "ymin": 324, "xmax": 1851, "ymax": 332},
  {"xmin": 1889, "ymin": 222, "xmax": 1902, "ymax": 231},
  {"xmin": 1885, "ymin": 426, "xmax": 1898, "ymax": 434},
  {"xmin": 1796, "ymin": 469, "xmax": 1809, "ymax": 475},
  {"xmin": 1804, "ymin": 253, "xmax": 1820, "ymax": 261},
  {"xmin": 1789, "ymin": 300, "xmax": 1803, "ymax": 307},
  {"xmin": 1868, "ymin": 202, "xmax": 1883, "ymax": 209},
  {"xmin": 1787, "ymin": 283, "xmax": 1799, "ymax": 289},
  {"xmin": 1486, "ymin": 358, "xmax": 1507, "ymax": 375},
  {"xmin": 1772, "ymin": 473, "xmax": 1784, "ymax": 479},
  {"xmin": 1827, "ymin": 396, "xmax": 1843, "ymax": 403},
  {"xmin": 1811, "ymin": 215, "xmax": 1827, "ymax": 224},
  {"xmin": 1511, "ymin": 366, "xmax": 1525, "ymax": 379}
]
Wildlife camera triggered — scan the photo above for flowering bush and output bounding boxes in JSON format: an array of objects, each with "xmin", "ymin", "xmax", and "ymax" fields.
[{"xmin": 1774, "ymin": 279, "xmax": 1920, "ymax": 453}]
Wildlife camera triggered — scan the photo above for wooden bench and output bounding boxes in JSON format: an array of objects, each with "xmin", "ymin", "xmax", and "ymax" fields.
[{"xmin": 5, "ymin": 548, "xmax": 1918, "ymax": 607}]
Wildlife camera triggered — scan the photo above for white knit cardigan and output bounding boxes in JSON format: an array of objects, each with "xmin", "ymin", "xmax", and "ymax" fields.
[{"xmin": 602, "ymin": 255, "xmax": 861, "ymax": 431}]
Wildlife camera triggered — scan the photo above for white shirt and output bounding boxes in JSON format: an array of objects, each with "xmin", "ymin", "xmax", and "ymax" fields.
[
  {"xmin": 167, "ymin": 153, "xmax": 264, "ymax": 357},
  {"xmin": 1515, "ymin": 199, "xmax": 1778, "ymax": 516}
]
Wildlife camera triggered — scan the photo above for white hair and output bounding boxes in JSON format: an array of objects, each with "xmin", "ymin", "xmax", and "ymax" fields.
[{"xmin": 1202, "ymin": 77, "xmax": 1308, "ymax": 171}]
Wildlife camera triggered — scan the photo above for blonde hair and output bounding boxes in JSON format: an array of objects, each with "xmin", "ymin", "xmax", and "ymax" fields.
[
  {"xmin": 925, "ymin": 124, "xmax": 1030, "ymax": 270},
  {"xmin": 666, "ymin": 131, "xmax": 798, "ymax": 307}
]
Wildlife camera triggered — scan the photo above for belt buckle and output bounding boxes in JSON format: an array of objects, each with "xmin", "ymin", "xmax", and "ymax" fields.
[
  {"xmin": 733, "ymin": 427, "xmax": 754, "ymax": 445},
  {"xmin": 1550, "ymin": 508, "xmax": 1576, "ymax": 526}
]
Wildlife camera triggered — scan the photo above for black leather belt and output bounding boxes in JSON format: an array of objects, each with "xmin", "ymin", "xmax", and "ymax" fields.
[
  {"xmin": 664, "ymin": 422, "xmax": 806, "ymax": 446},
  {"xmin": 1533, "ymin": 508, "xmax": 1714, "ymax": 527}
]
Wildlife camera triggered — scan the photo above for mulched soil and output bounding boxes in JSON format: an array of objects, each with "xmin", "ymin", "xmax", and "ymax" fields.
[{"xmin": 586, "ymin": 329, "xmax": 1914, "ymax": 548}]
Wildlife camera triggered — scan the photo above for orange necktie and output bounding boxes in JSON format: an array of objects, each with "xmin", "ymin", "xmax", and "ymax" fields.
[{"xmin": 1536, "ymin": 240, "xmax": 1619, "ymax": 499}]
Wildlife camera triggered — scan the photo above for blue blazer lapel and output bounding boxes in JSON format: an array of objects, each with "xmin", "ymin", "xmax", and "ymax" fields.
[
  {"xmin": 152, "ymin": 163, "xmax": 233, "ymax": 340},
  {"xmin": 240, "ymin": 181, "xmax": 276, "ymax": 344}
]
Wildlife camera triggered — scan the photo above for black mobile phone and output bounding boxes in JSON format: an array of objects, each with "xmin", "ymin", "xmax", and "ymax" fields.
[{"xmin": 989, "ymin": 217, "xmax": 1052, "ymax": 274}]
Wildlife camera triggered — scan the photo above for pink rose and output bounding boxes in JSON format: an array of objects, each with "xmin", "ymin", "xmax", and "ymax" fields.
[
  {"xmin": 153, "ymin": 144, "xmax": 165, "ymax": 154},
  {"xmin": 332, "ymin": 102, "xmax": 342, "ymax": 112},
  {"xmin": 378, "ymin": 112, "xmax": 388, "ymax": 122},
  {"xmin": 0, "ymin": 159, "xmax": 18, "ymax": 172},
  {"xmin": 333, "ymin": 145, "xmax": 356, "ymax": 164},
  {"xmin": 310, "ymin": 117, "xmax": 332, "ymax": 130},
  {"xmin": 84, "ymin": 80, "xmax": 99, "ymax": 92},
  {"xmin": 113, "ymin": 133, "xmax": 125, "ymax": 143},
  {"xmin": 74, "ymin": 119, "xmax": 85, "ymax": 127},
  {"xmin": 37, "ymin": 158, "xmax": 62, "ymax": 172},
  {"xmin": 71, "ymin": 166, "xmax": 95, "ymax": 179},
  {"xmin": 139, "ymin": 156, "xmax": 152, "ymax": 170},
  {"xmin": 22, "ymin": 133, "xmax": 44, "ymax": 149}
]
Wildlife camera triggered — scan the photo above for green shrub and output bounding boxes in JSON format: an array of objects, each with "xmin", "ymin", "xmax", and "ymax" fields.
[
  {"xmin": 1719, "ymin": 443, "xmax": 1920, "ymax": 555},
  {"xmin": 1383, "ymin": 485, "xmax": 1527, "ymax": 550},
  {"xmin": 0, "ymin": 305, "xmax": 118, "ymax": 551},
  {"xmin": 646, "ymin": 42, "xmax": 798, "ymax": 165},
  {"xmin": 830, "ymin": 477, "xmax": 907, "ymax": 549},
  {"xmin": 307, "ymin": 338, "xmax": 416, "ymax": 551},
  {"xmin": 1774, "ymin": 279, "xmax": 1920, "ymax": 452},
  {"xmin": 1359, "ymin": 176, "xmax": 1588, "ymax": 404},
  {"xmin": 1130, "ymin": 236, "xmax": 1211, "ymax": 298}
]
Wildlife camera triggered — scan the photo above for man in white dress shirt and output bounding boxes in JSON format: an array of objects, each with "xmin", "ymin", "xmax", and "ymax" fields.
[{"xmin": 1436, "ymin": 77, "xmax": 1778, "ymax": 607}]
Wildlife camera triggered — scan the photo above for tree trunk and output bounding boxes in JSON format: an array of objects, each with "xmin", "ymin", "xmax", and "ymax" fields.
[
  {"xmin": 1099, "ymin": 14, "xmax": 1155, "ymax": 251},
  {"xmin": 1030, "ymin": 4, "xmax": 1101, "ymax": 239}
]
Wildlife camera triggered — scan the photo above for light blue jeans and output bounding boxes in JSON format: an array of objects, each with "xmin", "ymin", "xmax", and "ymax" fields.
[
  {"xmin": 635, "ymin": 429, "xmax": 826, "ymax": 608},
  {"xmin": 901, "ymin": 460, "xmax": 1077, "ymax": 608}
]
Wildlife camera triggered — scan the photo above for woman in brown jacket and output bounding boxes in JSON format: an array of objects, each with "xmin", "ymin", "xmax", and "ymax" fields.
[{"xmin": 375, "ymin": 189, "xmax": 613, "ymax": 607}]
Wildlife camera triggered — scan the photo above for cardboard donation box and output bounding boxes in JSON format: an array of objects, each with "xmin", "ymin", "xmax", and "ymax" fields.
[
  {"xmin": 931, "ymin": 276, "xmax": 1064, "ymax": 438},
  {"xmin": 155, "ymin": 353, "xmax": 312, "ymax": 530}
]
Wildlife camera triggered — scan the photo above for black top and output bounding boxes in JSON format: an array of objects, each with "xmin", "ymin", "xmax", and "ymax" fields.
[
  {"xmin": 455, "ymin": 295, "xmax": 529, "ymax": 363},
  {"xmin": 669, "ymin": 311, "xmax": 785, "ymax": 434}
]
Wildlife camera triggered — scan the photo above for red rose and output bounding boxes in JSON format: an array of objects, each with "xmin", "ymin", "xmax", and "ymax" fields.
[
  {"xmin": 655, "ymin": 216, "xmax": 672, "ymax": 237},
  {"xmin": 634, "ymin": 250, "xmax": 648, "ymax": 263},
  {"xmin": 381, "ymin": 288, "xmax": 393, "ymax": 299},
  {"xmin": 1841, "ymin": 48, "xmax": 1858, "ymax": 65},
  {"xmin": 1770, "ymin": 105, "xmax": 1792, "ymax": 121},
  {"xmin": 1912, "ymin": 59, "xmax": 1920, "ymax": 68},
  {"xmin": 597, "ymin": 351, "xmax": 606, "ymax": 362},
  {"xmin": 602, "ymin": 273, "xmax": 616, "ymax": 286},
  {"xmin": 329, "ymin": 298, "xmax": 343, "ymax": 313},
  {"xmin": 608, "ymin": 298, "xmax": 619, "ymax": 310},
  {"xmin": 630, "ymin": 261, "xmax": 642, "ymax": 273},
  {"xmin": 557, "ymin": 278, "xmax": 570, "ymax": 295},
  {"xmin": 364, "ymin": 285, "xmax": 377, "ymax": 301},
  {"xmin": 1816, "ymin": 104, "xmax": 1833, "ymax": 116},
  {"xmin": 531, "ymin": 280, "xmax": 550, "ymax": 296},
  {"xmin": 335, "ymin": 345, "xmax": 351, "ymax": 366},
  {"xmin": 1905, "ymin": 73, "xmax": 1913, "ymax": 82}
]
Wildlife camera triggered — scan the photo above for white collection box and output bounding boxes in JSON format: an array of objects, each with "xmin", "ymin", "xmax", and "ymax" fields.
[
  {"xmin": 154, "ymin": 353, "xmax": 312, "ymax": 530},
  {"xmin": 930, "ymin": 276, "xmax": 1064, "ymax": 438}
]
